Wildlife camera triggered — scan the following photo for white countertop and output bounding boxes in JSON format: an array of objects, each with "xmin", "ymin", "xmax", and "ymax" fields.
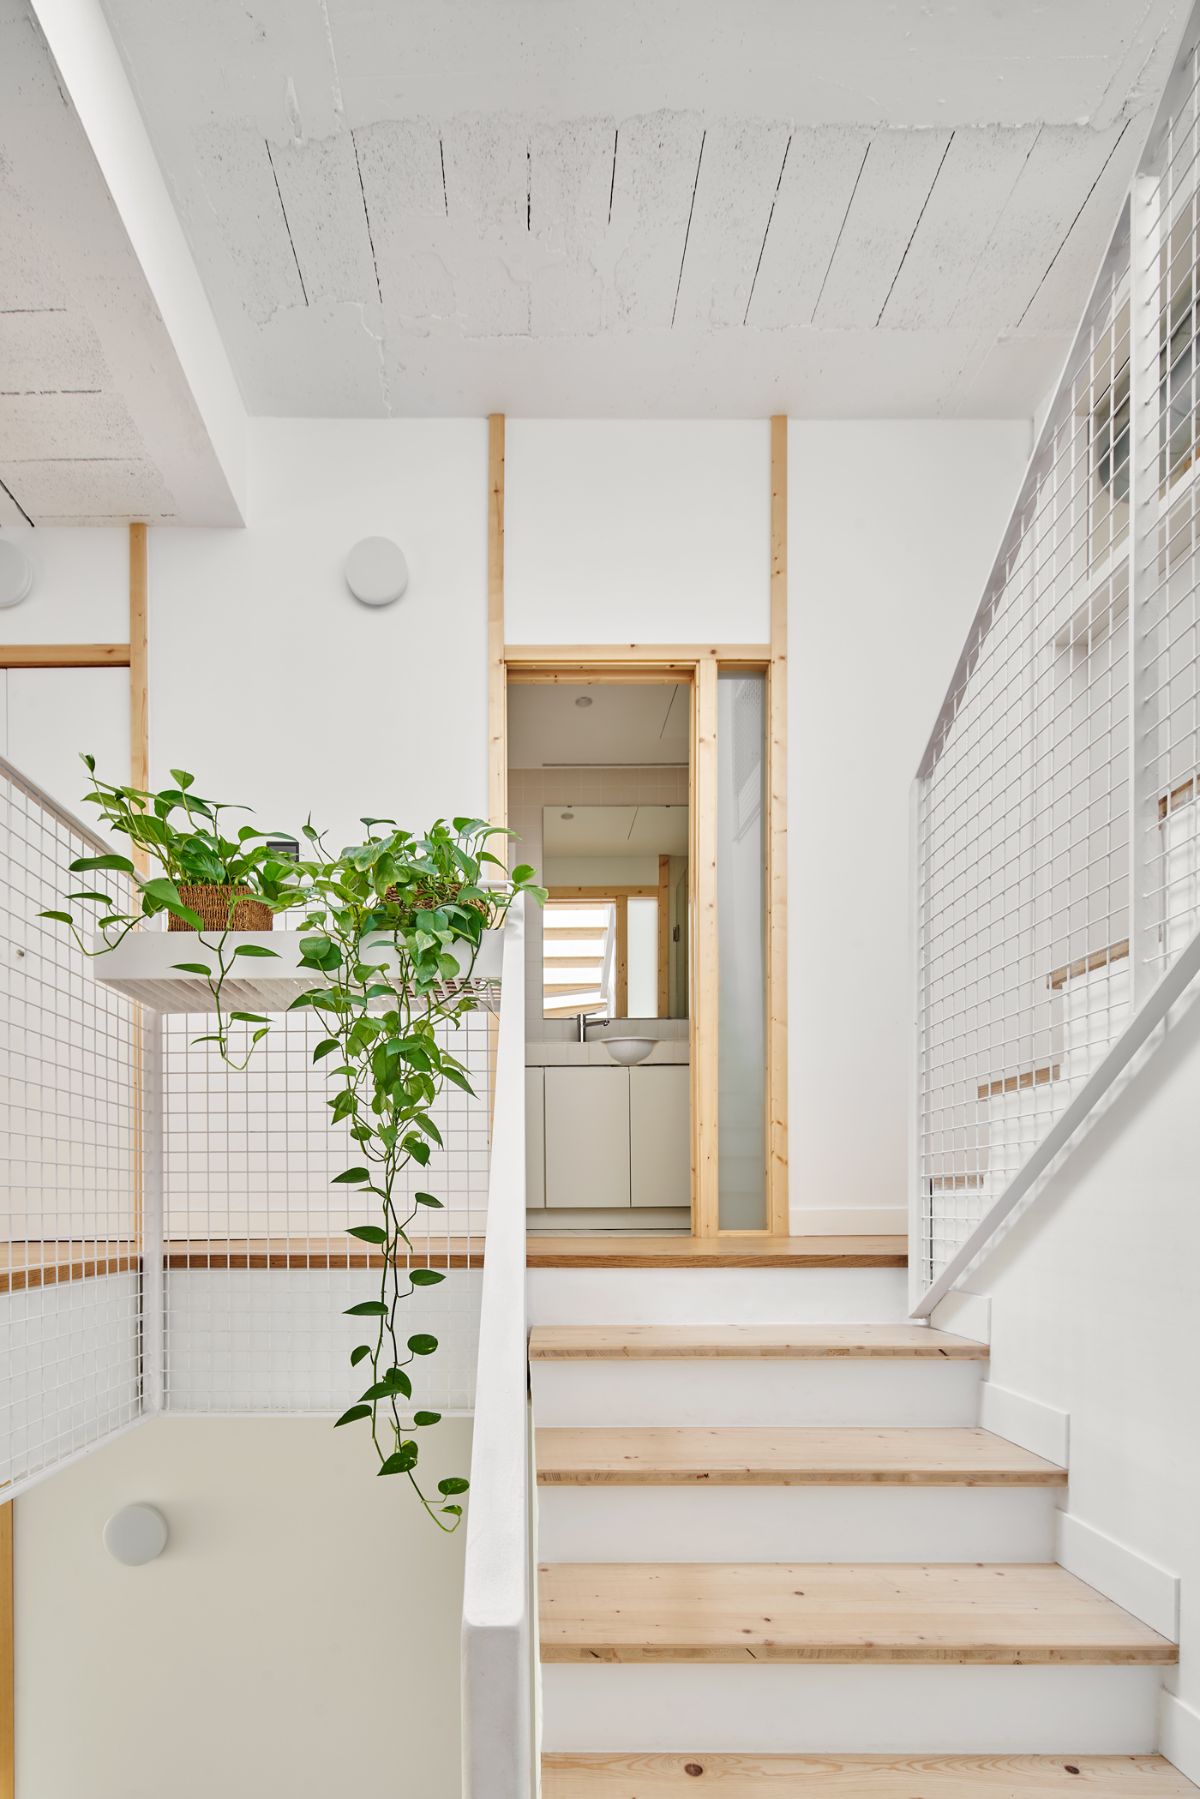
[{"xmin": 526, "ymin": 1040, "xmax": 689, "ymax": 1067}]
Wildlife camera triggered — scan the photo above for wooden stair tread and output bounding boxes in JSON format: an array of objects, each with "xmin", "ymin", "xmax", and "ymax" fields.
[
  {"xmin": 535, "ymin": 1427, "xmax": 1065, "ymax": 1486},
  {"xmin": 529, "ymin": 1324, "xmax": 986, "ymax": 1361},
  {"xmin": 524, "ymin": 1235, "xmax": 907, "ymax": 1269},
  {"xmin": 537, "ymin": 1563, "xmax": 1177, "ymax": 1664},
  {"xmin": 541, "ymin": 1754, "xmax": 1198, "ymax": 1796}
]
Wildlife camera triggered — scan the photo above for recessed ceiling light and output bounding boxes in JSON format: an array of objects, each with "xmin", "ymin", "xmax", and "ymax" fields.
[{"xmin": 574, "ymin": 695, "xmax": 593, "ymax": 708}]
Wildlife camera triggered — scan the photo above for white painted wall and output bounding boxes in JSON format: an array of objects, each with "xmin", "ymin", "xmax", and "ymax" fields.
[
  {"xmin": 957, "ymin": 993, "xmax": 1200, "ymax": 1775},
  {"xmin": 788, "ymin": 419, "xmax": 1029, "ymax": 1231},
  {"xmin": 13, "ymin": 1414, "xmax": 471, "ymax": 1799},
  {"xmin": 147, "ymin": 418, "xmax": 488, "ymax": 849}
]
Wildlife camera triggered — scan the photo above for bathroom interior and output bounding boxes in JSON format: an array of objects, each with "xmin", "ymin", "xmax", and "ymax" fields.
[{"xmin": 508, "ymin": 670, "xmax": 770, "ymax": 1235}]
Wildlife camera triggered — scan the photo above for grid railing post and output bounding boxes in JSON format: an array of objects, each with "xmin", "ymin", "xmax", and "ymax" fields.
[
  {"xmin": 140, "ymin": 1010, "xmax": 166, "ymax": 1415},
  {"xmin": 1128, "ymin": 168, "xmax": 1165, "ymax": 1007}
]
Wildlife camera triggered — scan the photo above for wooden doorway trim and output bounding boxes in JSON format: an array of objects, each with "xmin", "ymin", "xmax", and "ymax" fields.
[{"xmin": 767, "ymin": 416, "xmax": 790, "ymax": 1236}]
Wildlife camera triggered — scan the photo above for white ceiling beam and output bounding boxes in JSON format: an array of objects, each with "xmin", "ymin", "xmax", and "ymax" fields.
[{"xmin": 25, "ymin": 0, "xmax": 248, "ymax": 521}]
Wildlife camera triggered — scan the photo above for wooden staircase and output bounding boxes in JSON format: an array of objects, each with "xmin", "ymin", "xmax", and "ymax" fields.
[{"xmin": 528, "ymin": 1256, "xmax": 1189, "ymax": 1795}]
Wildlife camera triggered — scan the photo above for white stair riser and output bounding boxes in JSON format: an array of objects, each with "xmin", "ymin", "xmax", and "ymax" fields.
[
  {"xmin": 539, "ymin": 1664, "xmax": 1162, "ymax": 1755},
  {"xmin": 527, "ymin": 1267, "xmax": 909, "ymax": 1326},
  {"xmin": 536, "ymin": 1483, "xmax": 1058, "ymax": 1564},
  {"xmin": 530, "ymin": 1359, "xmax": 983, "ymax": 1428}
]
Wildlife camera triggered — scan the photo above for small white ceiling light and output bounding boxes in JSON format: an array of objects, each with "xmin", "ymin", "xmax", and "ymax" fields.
[
  {"xmin": 574, "ymin": 695, "xmax": 593, "ymax": 708},
  {"xmin": 104, "ymin": 1502, "xmax": 168, "ymax": 1566},
  {"xmin": 344, "ymin": 536, "xmax": 409, "ymax": 608},
  {"xmin": 0, "ymin": 538, "xmax": 34, "ymax": 609}
]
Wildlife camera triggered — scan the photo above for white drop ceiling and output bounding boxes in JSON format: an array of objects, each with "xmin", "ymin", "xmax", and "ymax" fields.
[
  {"xmin": 508, "ymin": 683, "xmax": 690, "ymax": 768},
  {"xmin": 95, "ymin": 0, "xmax": 1187, "ymax": 419}
]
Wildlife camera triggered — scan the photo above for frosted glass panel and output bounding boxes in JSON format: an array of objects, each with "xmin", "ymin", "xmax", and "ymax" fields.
[
  {"xmin": 626, "ymin": 897, "xmax": 658, "ymax": 1016},
  {"xmin": 717, "ymin": 672, "xmax": 767, "ymax": 1228}
]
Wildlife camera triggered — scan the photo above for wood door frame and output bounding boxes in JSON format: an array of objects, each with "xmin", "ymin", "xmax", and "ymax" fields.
[{"xmin": 503, "ymin": 647, "xmax": 781, "ymax": 1237}]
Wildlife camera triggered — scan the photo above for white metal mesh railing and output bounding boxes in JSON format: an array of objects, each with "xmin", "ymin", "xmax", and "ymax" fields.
[
  {"xmin": 913, "ymin": 17, "xmax": 1200, "ymax": 1306},
  {"xmin": 161, "ymin": 1006, "xmax": 490, "ymax": 1415},
  {"xmin": 0, "ymin": 758, "xmax": 141, "ymax": 1496}
]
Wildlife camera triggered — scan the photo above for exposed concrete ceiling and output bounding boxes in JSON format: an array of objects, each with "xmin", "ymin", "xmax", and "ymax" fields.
[
  {"xmin": 0, "ymin": 1, "xmax": 244, "ymax": 525},
  {"xmin": 98, "ymin": 0, "xmax": 1189, "ymax": 419}
]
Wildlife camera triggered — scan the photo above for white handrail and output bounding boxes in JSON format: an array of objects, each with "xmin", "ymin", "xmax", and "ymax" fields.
[
  {"xmin": 912, "ymin": 921, "xmax": 1200, "ymax": 1317},
  {"xmin": 461, "ymin": 894, "xmax": 532, "ymax": 1799}
]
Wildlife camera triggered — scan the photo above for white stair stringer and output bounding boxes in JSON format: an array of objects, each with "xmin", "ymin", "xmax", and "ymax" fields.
[{"xmin": 539, "ymin": 1664, "xmax": 1164, "ymax": 1756}]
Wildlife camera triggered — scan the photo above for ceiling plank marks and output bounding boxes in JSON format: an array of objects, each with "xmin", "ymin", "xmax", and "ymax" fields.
[
  {"xmin": 529, "ymin": 118, "xmax": 615, "ymax": 337},
  {"xmin": 743, "ymin": 127, "xmax": 871, "ymax": 330},
  {"xmin": 0, "ymin": 392, "xmax": 142, "ymax": 461},
  {"xmin": 268, "ymin": 133, "xmax": 380, "ymax": 309},
  {"xmin": 812, "ymin": 128, "xmax": 955, "ymax": 330},
  {"xmin": 192, "ymin": 125, "xmax": 308, "ymax": 323},
  {"xmin": 441, "ymin": 114, "xmax": 532, "ymax": 336},
  {"xmin": 353, "ymin": 119, "xmax": 453, "ymax": 329},
  {"xmin": 879, "ymin": 127, "xmax": 1040, "ymax": 329},
  {"xmin": 607, "ymin": 111, "xmax": 707, "ymax": 330},
  {"xmin": 951, "ymin": 124, "xmax": 1130, "ymax": 333},
  {"xmin": 1019, "ymin": 122, "xmax": 1137, "ymax": 332},
  {"xmin": 672, "ymin": 118, "xmax": 792, "ymax": 330},
  {"xmin": 0, "ymin": 457, "xmax": 174, "ymax": 521}
]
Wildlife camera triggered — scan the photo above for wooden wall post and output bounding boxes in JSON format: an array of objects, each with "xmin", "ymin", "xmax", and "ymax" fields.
[
  {"xmin": 487, "ymin": 416, "xmax": 507, "ymax": 830},
  {"xmin": 0, "ymin": 1502, "xmax": 11, "ymax": 1799},
  {"xmin": 766, "ymin": 416, "xmax": 790, "ymax": 1235}
]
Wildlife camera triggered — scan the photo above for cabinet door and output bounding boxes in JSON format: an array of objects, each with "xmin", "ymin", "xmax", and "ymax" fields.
[
  {"xmin": 544, "ymin": 1067, "xmax": 631, "ymax": 1209},
  {"xmin": 526, "ymin": 1069, "xmax": 546, "ymax": 1209},
  {"xmin": 630, "ymin": 1064, "xmax": 690, "ymax": 1208}
]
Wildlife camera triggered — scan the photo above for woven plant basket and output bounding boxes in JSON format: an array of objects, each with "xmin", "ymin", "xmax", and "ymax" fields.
[
  {"xmin": 168, "ymin": 885, "xmax": 273, "ymax": 932},
  {"xmin": 384, "ymin": 882, "xmax": 494, "ymax": 923}
]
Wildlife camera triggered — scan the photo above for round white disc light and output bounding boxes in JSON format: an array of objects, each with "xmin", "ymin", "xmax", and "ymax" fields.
[
  {"xmin": 344, "ymin": 537, "xmax": 409, "ymax": 608},
  {"xmin": 0, "ymin": 539, "xmax": 34, "ymax": 609},
  {"xmin": 104, "ymin": 1503, "xmax": 169, "ymax": 1566}
]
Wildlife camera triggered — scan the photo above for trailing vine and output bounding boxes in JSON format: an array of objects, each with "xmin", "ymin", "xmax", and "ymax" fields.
[
  {"xmin": 43, "ymin": 761, "xmax": 544, "ymax": 1528},
  {"xmin": 291, "ymin": 816, "xmax": 544, "ymax": 1525}
]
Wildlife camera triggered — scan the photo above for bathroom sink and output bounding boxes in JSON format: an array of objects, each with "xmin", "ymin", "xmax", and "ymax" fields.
[{"xmin": 601, "ymin": 1036, "xmax": 655, "ymax": 1066}]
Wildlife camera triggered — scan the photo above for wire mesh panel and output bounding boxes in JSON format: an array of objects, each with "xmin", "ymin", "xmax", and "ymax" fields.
[
  {"xmin": 1139, "ymin": 40, "xmax": 1200, "ymax": 984},
  {"xmin": 915, "ymin": 239, "xmax": 1134, "ymax": 1290},
  {"xmin": 161, "ymin": 1005, "xmax": 490, "ymax": 1415},
  {"xmin": 914, "ymin": 17, "xmax": 1200, "ymax": 1302},
  {"xmin": 0, "ymin": 760, "xmax": 141, "ymax": 1495}
]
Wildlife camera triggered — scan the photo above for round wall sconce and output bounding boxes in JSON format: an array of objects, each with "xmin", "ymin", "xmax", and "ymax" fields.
[
  {"xmin": 0, "ymin": 539, "xmax": 34, "ymax": 609},
  {"xmin": 104, "ymin": 1502, "xmax": 168, "ymax": 1566},
  {"xmin": 345, "ymin": 537, "xmax": 408, "ymax": 608}
]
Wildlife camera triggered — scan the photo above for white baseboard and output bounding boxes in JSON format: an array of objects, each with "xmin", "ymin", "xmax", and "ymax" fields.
[
  {"xmin": 930, "ymin": 1289, "xmax": 991, "ymax": 1344},
  {"xmin": 1161, "ymin": 1691, "xmax": 1200, "ymax": 1785},
  {"xmin": 790, "ymin": 1206, "xmax": 907, "ymax": 1235},
  {"xmin": 1056, "ymin": 1511, "xmax": 1180, "ymax": 1641},
  {"xmin": 979, "ymin": 1380, "xmax": 1069, "ymax": 1466}
]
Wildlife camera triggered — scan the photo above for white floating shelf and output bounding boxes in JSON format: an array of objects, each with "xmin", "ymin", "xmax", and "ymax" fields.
[{"xmin": 91, "ymin": 928, "xmax": 503, "ymax": 1015}]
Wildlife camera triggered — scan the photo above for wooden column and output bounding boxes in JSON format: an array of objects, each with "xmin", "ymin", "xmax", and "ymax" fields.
[
  {"xmin": 691, "ymin": 660, "xmax": 720, "ymax": 1236},
  {"xmin": 766, "ymin": 416, "xmax": 790, "ymax": 1235},
  {"xmin": 128, "ymin": 523, "xmax": 149, "ymax": 798},
  {"xmin": 487, "ymin": 416, "xmax": 507, "ymax": 829}
]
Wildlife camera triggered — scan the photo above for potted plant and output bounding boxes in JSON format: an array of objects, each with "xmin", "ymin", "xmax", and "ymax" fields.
[
  {"xmin": 41, "ymin": 756, "xmax": 303, "ymax": 1067},
  {"xmin": 43, "ymin": 765, "xmax": 545, "ymax": 1527},
  {"xmin": 288, "ymin": 815, "xmax": 543, "ymax": 1525}
]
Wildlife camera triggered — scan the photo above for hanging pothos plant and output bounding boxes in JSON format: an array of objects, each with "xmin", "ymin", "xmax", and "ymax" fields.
[
  {"xmin": 289, "ymin": 815, "xmax": 543, "ymax": 1527},
  {"xmin": 43, "ymin": 760, "xmax": 544, "ymax": 1528}
]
